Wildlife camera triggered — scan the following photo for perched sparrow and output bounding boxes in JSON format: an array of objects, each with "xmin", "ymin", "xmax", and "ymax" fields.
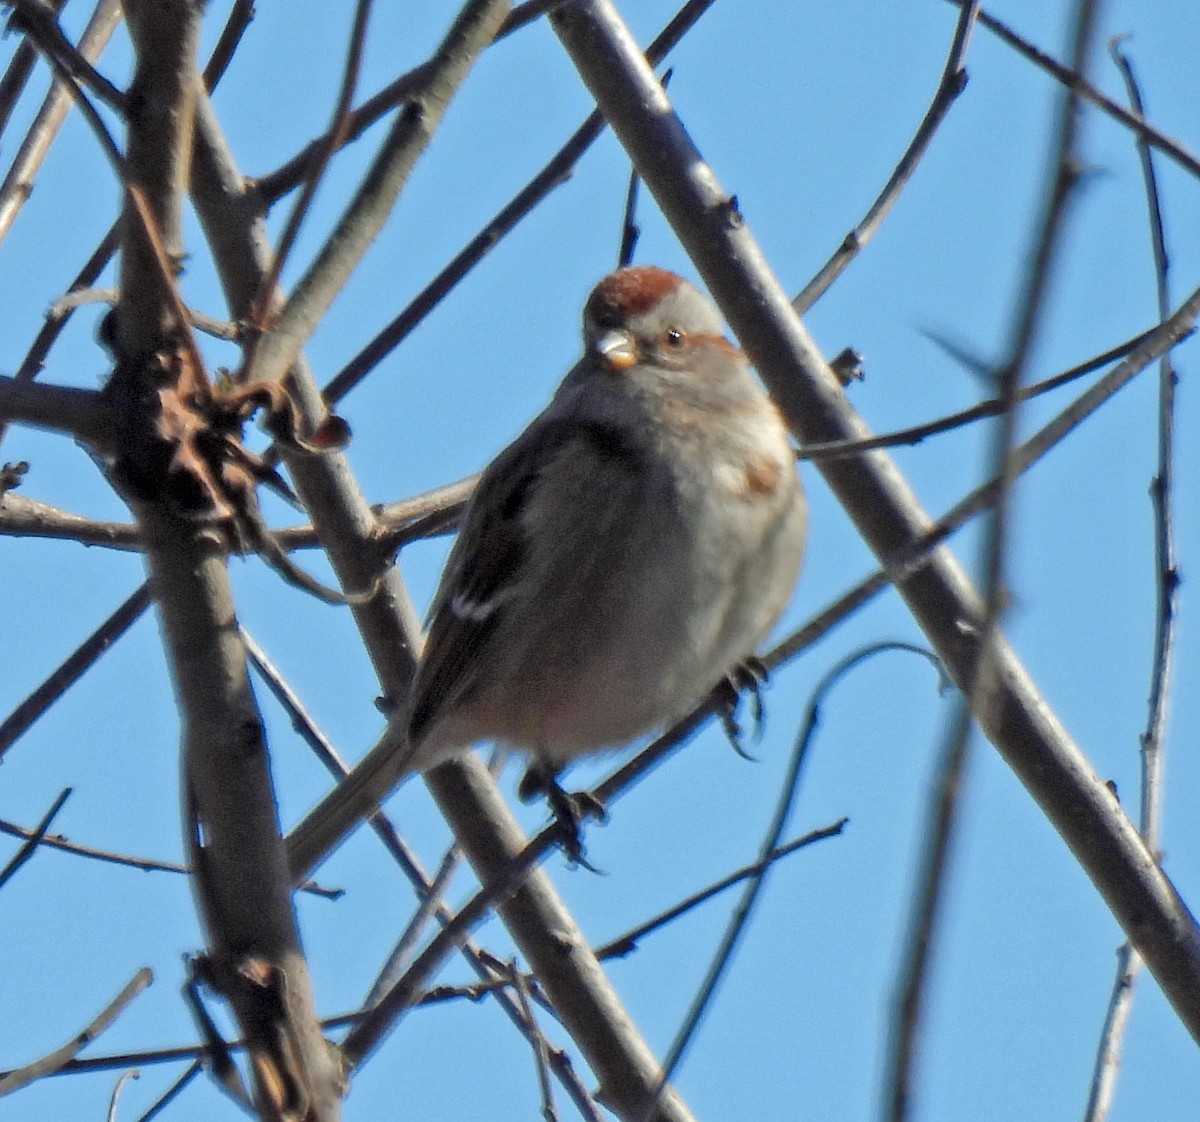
[{"xmin": 401, "ymin": 266, "xmax": 806, "ymax": 812}]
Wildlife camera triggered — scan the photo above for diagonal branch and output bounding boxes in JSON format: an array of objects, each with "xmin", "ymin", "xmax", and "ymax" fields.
[
  {"xmin": 951, "ymin": 0, "xmax": 1200, "ymax": 179},
  {"xmin": 794, "ymin": 0, "xmax": 979, "ymax": 312},
  {"xmin": 0, "ymin": 968, "xmax": 152, "ymax": 1096},
  {"xmin": 547, "ymin": 0, "xmax": 1200, "ymax": 1047},
  {"xmin": 0, "ymin": 786, "xmax": 71, "ymax": 889},
  {"xmin": 321, "ymin": 0, "xmax": 721, "ymax": 405},
  {"xmin": 0, "ymin": 0, "xmax": 122, "ymax": 247},
  {"xmin": 240, "ymin": 0, "xmax": 512, "ymax": 390}
]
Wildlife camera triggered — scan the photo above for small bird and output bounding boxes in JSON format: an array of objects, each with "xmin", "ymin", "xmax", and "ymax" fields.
[{"xmin": 399, "ymin": 265, "xmax": 806, "ymax": 833}]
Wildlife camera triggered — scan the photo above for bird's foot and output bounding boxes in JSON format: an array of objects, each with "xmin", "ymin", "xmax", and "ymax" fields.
[
  {"xmin": 713, "ymin": 656, "xmax": 769, "ymax": 759},
  {"xmin": 519, "ymin": 764, "xmax": 607, "ymax": 870}
]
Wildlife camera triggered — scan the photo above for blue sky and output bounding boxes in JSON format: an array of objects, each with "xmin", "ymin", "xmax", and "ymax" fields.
[{"xmin": 2, "ymin": 2, "xmax": 1199, "ymax": 1120}]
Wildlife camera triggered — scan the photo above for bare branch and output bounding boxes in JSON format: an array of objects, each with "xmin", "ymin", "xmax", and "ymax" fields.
[
  {"xmin": 547, "ymin": 0, "xmax": 1200, "ymax": 1047},
  {"xmin": 0, "ymin": 807, "xmax": 341, "ymax": 899},
  {"xmin": 0, "ymin": 0, "xmax": 61, "ymax": 137},
  {"xmin": 241, "ymin": 0, "xmax": 512, "ymax": 389},
  {"xmin": 3, "ymin": 0, "xmax": 127, "ymax": 111},
  {"xmin": 105, "ymin": 1069, "xmax": 140, "ymax": 1122},
  {"xmin": 957, "ymin": 0, "xmax": 1200, "ymax": 180},
  {"xmin": 247, "ymin": 0, "xmax": 374, "ymax": 328},
  {"xmin": 0, "ymin": 491, "xmax": 136, "ymax": 547},
  {"xmin": 1083, "ymin": 38, "xmax": 1179, "ymax": 1122},
  {"xmin": 0, "ymin": 0, "xmax": 122, "ymax": 246},
  {"xmin": 594, "ymin": 821, "xmax": 846, "ymax": 960},
  {"xmin": 322, "ymin": 0, "xmax": 719, "ymax": 405},
  {"xmin": 794, "ymin": 0, "xmax": 979, "ymax": 312},
  {"xmin": 254, "ymin": 1, "xmax": 566, "ymax": 203},
  {"xmin": 800, "ymin": 326, "xmax": 1159, "ymax": 462},
  {"xmin": 0, "ymin": 583, "xmax": 148, "ymax": 760},
  {"xmin": 0, "ymin": 373, "xmax": 113, "ymax": 443},
  {"xmin": 649, "ymin": 646, "xmax": 940, "ymax": 1122},
  {"xmin": 0, "ymin": 967, "xmax": 152, "ymax": 1095},
  {"xmin": 0, "ymin": 786, "xmax": 70, "ymax": 889},
  {"xmin": 200, "ymin": 0, "xmax": 254, "ymax": 91},
  {"xmin": 112, "ymin": 2, "xmax": 344, "ymax": 1117},
  {"xmin": 888, "ymin": 4, "xmax": 1101, "ymax": 1116}
]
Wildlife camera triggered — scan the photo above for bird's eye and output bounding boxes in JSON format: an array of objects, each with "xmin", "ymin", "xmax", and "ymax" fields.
[{"xmin": 662, "ymin": 327, "xmax": 687, "ymax": 349}]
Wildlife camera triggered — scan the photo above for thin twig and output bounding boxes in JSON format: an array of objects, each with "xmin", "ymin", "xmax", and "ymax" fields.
[
  {"xmin": 362, "ymin": 839, "xmax": 468, "ymax": 1008},
  {"xmin": 105, "ymin": 1068, "xmax": 140, "ymax": 1122},
  {"xmin": 885, "ymin": 5, "xmax": 1101, "ymax": 1118},
  {"xmin": 0, "ymin": 810, "xmax": 340, "ymax": 898},
  {"xmin": 0, "ymin": 0, "xmax": 123, "ymax": 246},
  {"xmin": 955, "ymin": 0, "xmax": 1200, "ymax": 181},
  {"xmin": 38, "ymin": 286, "xmax": 239, "ymax": 339},
  {"xmin": 595, "ymin": 821, "xmax": 846, "ymax": 959},
  {"xmin": 254, "ymin": 1, "xmax": 565, "ymax": 203},
  {"xmin": 322, "ymin": 0, "xmax": 719, "ymax": 403},
  {"xmin": 133, "ymin": 1061, "xmax": 201, "ymax": 1122},
  {"xmin": 5, "ymin": 4, "xmax": 126, "ymax": 175},
  {"xmin": 1082, "ymin": 38, "xmax": 1177, "ymax": 1122},
  {"xmin": 510, "ymin": 962, "xmax": 559, "ymax": 1122},
  {"xmin": 0, "ymin": 786, "xmax": 71, "ymax": 889},
  {"xmin": 642, "ymin": 644, "xmax": 942, "ymax": 1122},
  {"xmin": 201, "ymin": 0, "xmax": 255, "ymax": 91},
  {"xmin": 799, "ymin": 326, "xmax": 1156, "ymax": 461},
  {"xmin": 0, "ymin": 583, "xmax": 150, "ymax": 760},
  {"xmin": 338, "ymin": 831, "xmax": 560, "ymax": 1069},
  {"xmin": 247, "ymin": 0, "xmax": 374, "ymax": 330},
  {"xmin": 0, "ymin": 1, "xmax": 63, "ymax": 138},
  {"xmin": 795, "ymin": 0, "xmax": 979, "ymax": 312},
  {"xmin": 3, "ymin": 0, "xmax": 127, "ymax": 110},
  {"xmin": 241, "ymin": 0, "xmax": 512, "ymax": 389},
  {"xmin": 0, "ymin": 967, "xmax": 152, "ymax": 1095},
  {"xmin": 617, "ymin": 68, "xmax": 672, "ymax": 270}
]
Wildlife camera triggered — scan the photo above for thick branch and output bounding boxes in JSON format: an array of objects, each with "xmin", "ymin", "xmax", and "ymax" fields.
[
  {"xmin": 115, "ymin": 3, "xmax": 341, "ymax": 1119},
  {"xmin": 548, "ymin": 0, "xmax": 1200, "ymax": 1044},
  {"xmin": 0, "ymin": 374, "xmax": 113, "ymax": 443}
]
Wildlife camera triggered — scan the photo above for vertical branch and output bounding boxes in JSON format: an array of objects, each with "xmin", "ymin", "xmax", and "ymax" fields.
[
  {"xmin": 111, "ymin": 2, "xmax": 343, "ymax": 1118},
  {"xmin": 886, "ymin": 4, "xmax": 1101, "ymax": 1119},
  {"xmin": 1083, "ymin": 40, "xmax": 1178, "ymax": 1122}
]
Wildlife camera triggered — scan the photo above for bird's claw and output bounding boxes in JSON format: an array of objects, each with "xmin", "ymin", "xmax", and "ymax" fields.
[
  {"xmin": 518, "ymin": 765, "xmax": 608, "ymax": 869},
  {"xmin": 714, "ymin": 657, "xmax": 769, "ymax": 759}
]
